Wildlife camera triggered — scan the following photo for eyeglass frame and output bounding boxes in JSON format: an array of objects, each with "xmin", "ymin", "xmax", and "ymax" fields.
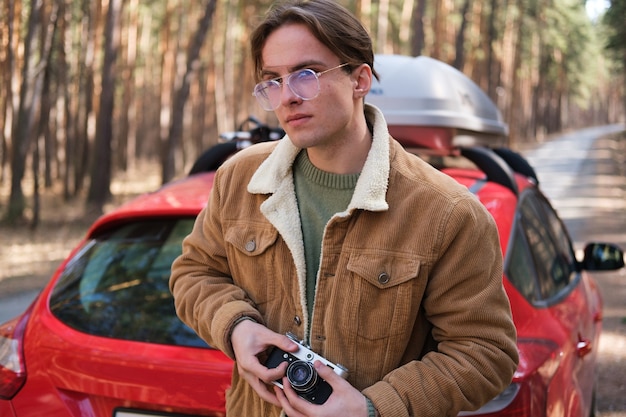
[{"xmin": 252, "ymin": 63, "xmax": 351, "ymax": 111}]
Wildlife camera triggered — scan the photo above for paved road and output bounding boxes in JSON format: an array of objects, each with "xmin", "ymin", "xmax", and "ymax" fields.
[
  {"xmin": 522, "ymin": 124, "xmax": 626, "ymax": 249},
  {"xmin": 0, "ymin": 290, "xmax": 39, "ymax": 323}
]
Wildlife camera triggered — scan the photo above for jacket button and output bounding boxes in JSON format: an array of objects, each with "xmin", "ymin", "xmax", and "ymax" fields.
[
  {"xmin": 245, "ymin": 240, "xmax": 256, "ymax": 252},
  {"xmin": 378, "ymin": 272, "xmax": 390, "ymax": 284},
  {"xmin": 293, "ymin": 316, "xmax": 302, "ymax": 326}
]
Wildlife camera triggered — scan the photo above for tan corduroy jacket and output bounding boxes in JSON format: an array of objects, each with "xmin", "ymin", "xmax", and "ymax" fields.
[{"xmin": 170, "ymin": 104, "xmax": 518, "ymax": 417}]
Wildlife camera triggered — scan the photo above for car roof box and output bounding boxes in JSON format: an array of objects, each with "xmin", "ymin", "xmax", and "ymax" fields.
[{"xmin": 366, "ymin": 55, "xmax": 508, "ymax": 152}]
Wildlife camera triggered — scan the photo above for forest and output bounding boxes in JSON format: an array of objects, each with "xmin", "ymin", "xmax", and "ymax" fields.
[{"xmin": 0, "ymin": 0, "xmax": 625, "ymax": 225}]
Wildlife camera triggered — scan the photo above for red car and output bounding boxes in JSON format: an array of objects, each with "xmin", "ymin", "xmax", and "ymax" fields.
[{"xmin": 1, "ymin": 56, "xmax": 624, "ymax": 417}]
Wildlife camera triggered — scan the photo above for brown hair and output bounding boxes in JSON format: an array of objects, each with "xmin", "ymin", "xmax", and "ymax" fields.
[{"xmin": 250, "ymin": 0, "xmax": 379, "ymax": 82}]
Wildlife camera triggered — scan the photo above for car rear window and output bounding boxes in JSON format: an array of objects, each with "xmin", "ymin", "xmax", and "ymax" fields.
[{"xmin": 49, "ymin": 218, "xmax": 209, "ymax": 348}]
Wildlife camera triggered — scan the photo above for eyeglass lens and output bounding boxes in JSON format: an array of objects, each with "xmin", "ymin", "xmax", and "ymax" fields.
[{"xmin": 254, "ymin": 69, "xmax": 320, "ymax": 111}]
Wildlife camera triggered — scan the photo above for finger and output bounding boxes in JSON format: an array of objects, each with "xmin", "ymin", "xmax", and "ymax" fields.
[
  {"xmin": 274, "ymin": 385, "xmax": 296, "ymax": 415},
  {"xmin": 248, "ymin": 378, "xmax": 281, "ymax": 408},
  {"xmin": 281, "ymin": 376, "xmax": 316, "ymax": 409},
  {"xmin": 276, "ymin": 379, "xmax": 308, "ymax": 417},
  {"xmin": 260, "ymin": 360, "xmax": 288, "ymax": 384},
  {"xmin": 270, "ymin": 332, "xmax": 299, "ymax": 352},
  {"xmin": 314, "ymin": 360, "xmax": 344, "ymax": 385}
]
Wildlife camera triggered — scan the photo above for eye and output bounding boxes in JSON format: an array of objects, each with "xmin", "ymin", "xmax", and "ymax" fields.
[
  {"xmin": 292, "ymin": 69, "xmax": 317, "ymax": 82},
  {"xmin": 254, "ymin": 80, "xmax": 280, "ymax": 98},
  {"xmin": 267, "ymin": 79, "xmax": 283, "ymax": 87}
]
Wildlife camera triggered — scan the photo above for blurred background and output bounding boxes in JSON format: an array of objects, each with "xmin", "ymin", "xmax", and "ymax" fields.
[{"xmin": 0, "ymin": 0, "xmax": 624, "ymax": 221}]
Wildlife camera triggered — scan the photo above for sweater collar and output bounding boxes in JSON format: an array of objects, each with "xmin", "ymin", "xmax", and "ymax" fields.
[{"xmin": 247, "ymin": 103, "xmax": 390, "ymax": 212}]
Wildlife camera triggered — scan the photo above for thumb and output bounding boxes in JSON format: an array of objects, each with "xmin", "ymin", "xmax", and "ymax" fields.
[
  {"xmin": 314, "ymin": 360, "xmax": 346, "ymax": 384},
  {"xmin": 268, "ymin": 331, "xmax": 299, "ymax": 353}
]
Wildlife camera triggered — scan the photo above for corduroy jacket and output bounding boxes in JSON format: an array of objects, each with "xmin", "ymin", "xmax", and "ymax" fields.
[{"xmin": 170, "ymin": 104, "xmax": 518, "ymax": 417}]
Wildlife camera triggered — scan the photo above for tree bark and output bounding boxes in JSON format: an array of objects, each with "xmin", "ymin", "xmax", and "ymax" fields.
[
  {"xmin": 453, "ymin": 0, "xmax": 472, "ymax": 70},
  {"xmin": 6, "ymin": 0, "xmax": 51, "ymax": 223},
  {"xmin": 486, "ymin": 0, "xmax": 499, "ymax": 99},
  {"xmin": 86, "ymin": 0, "xmax": 122, "ymax": 213},
  {"xmin": 410, "ymin": 0, "xmax": 426, "ymax": 57},
  {"xmin": 32, "ymin": 1, "xmax": 59, "ymax": 228},
  {"xmin": 0, "ymin": 0, "xmax": 16, "ymax": 186},
  {"xmin": 162, "ymin": 0, "xmax": 217, "ymax": 183}
]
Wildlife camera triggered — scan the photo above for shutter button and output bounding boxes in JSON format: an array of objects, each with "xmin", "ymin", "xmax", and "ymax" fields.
[
  {"xmin": 378, "ymin": 272, "xmax": 390, "ymax": 284},
  {"xmin": 245, "ymin": 240, "xmax": 256, "ymax": 252}
]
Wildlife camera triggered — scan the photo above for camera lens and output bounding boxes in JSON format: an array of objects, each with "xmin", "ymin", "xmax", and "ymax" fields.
[{"xmin": 286, "ymin": 360, "xmax": 318, "ymax": 393}]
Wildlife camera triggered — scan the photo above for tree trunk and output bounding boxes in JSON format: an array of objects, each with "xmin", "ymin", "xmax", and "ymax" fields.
[
  {"xmin": 7, "ymin": 0, "xmax": 47, "ymax": 223},
  {"xmin": 507, "ymin": 0, "xmax": 524, "ymax": 147},
  {"xmin": 0, "ymin": 0, "xmax": 16, "ymax": 186},
  {"xmin": 376, "ymin": 0, "xmax": 390, "ymax": 53},
  {"xmin": 162, "ymin": 0, "xmax": 217, "ymax": 183},
  {"xmin": 73, "ymin": 0, "xmax": 97, "ymax": 198},
  {"xmin": 32, "ymin": 1, "xmax": 59, "ymax": 227},
  {"xmin": 86, "ymin": 0, "xmax": 122, "ymax": 213},
  {"xmin": 117, "ymin": 0, "xmax": 139, "ymax": 172},
  {"xmin": 410, "ymin": 0, "xmax": 426, "ymax": 57},
  {"xmin": 623, "ymin": 51, "xmax": 626, "ymax": 128},
  {"xmin": 486, "ymin": 0, "xmax": 499, "ymax": 99},
  {"xmin": 453, "ymin": 0, "xmax": 472, "ymax": 70},
  {"xmin": 432, "ymin": 0, "xmax": 444, "ymax": 59},
  {"xmin": 399, "ymin": 0, "xmax": 414, "ymax": 54}
]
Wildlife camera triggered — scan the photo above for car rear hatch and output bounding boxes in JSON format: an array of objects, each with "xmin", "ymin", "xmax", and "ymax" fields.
[{"xmin": 9, "ymin": 217, "xmax": 232, "ymax": 417}]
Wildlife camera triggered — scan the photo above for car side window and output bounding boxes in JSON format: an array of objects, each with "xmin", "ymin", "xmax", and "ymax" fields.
[
  {"xmin": 506, "ymin": 190, "xmax": 577, "ymax": 305},
  {"xmin": 506, "ymin": 229, "xmax": 540, "ymax": 302},
  {"xmin": 49, "ymin": 218, "xmax": 210, "ymax": 348},
  {"xmin": 540, "ymin": 198, "xmax": 577, "ymax": 275}
]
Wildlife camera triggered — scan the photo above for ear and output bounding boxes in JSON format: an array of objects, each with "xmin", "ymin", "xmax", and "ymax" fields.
[{"xmin": 352, "ymin": 63, "xmax": 373, "ymax": 99}]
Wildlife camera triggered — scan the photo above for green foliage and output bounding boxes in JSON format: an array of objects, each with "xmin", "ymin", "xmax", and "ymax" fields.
[
  {"xmin": 603, "ymin": 0, "xmax": 626, "ymax": 65},
  {"xmin": 548, "ymin": 0, "xmax": 599, "ymax": 102}
]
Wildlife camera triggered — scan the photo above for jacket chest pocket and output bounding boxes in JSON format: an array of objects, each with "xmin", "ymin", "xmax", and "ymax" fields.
[
  {"xmin": 224, "ymin": 223, "xmax": 280, "ymax": 309},
  {"xmin": 345, "ymin": 252, "xmax": 424, "ymax": 341}
]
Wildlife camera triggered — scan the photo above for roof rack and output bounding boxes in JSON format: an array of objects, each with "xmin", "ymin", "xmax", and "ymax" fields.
[
  {"xmin": 460, "ymin": 147, "xmax": 518, "ymax": 195},
  {"xmin": 458, "ymin": 146, "xmax": 539, "ymax": 196}
]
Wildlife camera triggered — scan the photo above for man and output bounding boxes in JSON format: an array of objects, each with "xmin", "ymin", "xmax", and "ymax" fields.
[{"xmin": 170, "ymin": 0, "xmax": 518, "ymax": 416}]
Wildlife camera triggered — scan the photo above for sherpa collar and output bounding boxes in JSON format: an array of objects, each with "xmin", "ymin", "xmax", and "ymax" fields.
[{"xmin": 247, "ymin": 103, "xmax": 390, "ymax": 213}]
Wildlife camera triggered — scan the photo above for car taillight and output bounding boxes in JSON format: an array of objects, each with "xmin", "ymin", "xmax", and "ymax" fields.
[
  {"xmin": 458, "ymin": 338, "xmax": 559, "ymax": 416},
  {"xmin": 0, "ymin": 312, "xmax": 29, "ymax": 400}
]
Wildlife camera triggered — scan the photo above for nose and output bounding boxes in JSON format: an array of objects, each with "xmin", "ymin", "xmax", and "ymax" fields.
[{"xmin": 279, "ymin": 79, "xmax": 302, "ymax": 108}]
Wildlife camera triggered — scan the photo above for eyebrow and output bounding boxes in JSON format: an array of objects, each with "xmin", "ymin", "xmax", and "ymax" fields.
[{"xmin": 260, "ymin": 60, "xmax": 328, "ymax": 79}]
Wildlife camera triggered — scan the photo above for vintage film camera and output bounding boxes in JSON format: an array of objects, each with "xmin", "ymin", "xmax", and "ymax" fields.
[{"xmin": 264, "ymin": 332, "xmax": 349, "ymax": 405}]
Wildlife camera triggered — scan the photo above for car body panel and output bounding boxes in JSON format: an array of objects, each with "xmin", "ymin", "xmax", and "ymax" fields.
[{"xmin": 10, "ymin": 280, "xmax": 232, "ymax": 417}]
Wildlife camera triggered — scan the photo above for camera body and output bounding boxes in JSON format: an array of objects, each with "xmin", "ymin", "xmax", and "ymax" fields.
[{"xmin": 264, "ymin": 332, "xmax": 348, "ymax": 405}]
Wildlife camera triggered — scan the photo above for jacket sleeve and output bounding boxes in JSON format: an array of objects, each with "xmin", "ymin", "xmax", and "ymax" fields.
[
  {"xmin": 362, "ymin": 196, "xmax": 519, "ymax": 417},
  {"xmin": 169, "ymin": 170, "xmax": 263, "ymax": 360}
]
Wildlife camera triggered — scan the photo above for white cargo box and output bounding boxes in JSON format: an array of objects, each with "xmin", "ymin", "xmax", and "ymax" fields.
[{"xmin": 366, "ymin": 55, "xmax": 508, "ymax": 151}]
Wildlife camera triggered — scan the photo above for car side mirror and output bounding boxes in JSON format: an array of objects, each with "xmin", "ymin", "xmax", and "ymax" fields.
[{"xmin": 581, "ymin": 243, "xmax": 625, "ymax": 271}]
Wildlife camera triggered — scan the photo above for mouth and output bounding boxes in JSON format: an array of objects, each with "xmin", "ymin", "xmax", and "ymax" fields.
[{"xmin": 285, "ymin": 114, "xmax": 311, "ymax": 124}]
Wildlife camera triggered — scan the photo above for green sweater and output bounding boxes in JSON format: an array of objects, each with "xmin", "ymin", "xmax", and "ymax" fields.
[{"xmin": 293, "ymin": 150, "xmax": 359, "ymax": 324}]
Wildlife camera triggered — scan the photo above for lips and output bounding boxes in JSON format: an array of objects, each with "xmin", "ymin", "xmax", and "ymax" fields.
[{"xmin": 285, "ymin": 113, "xmax": 311, "ymax": 124}]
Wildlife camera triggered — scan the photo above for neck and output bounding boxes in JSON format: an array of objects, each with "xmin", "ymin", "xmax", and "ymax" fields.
[{"xmin": 306, "ymin": 118, "xmax": 372, "ymax": 175}]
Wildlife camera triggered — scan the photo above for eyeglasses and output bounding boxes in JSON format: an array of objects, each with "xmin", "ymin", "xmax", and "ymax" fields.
[{"xmin": 252, "ymin": 63, "xmax": 350, "ymax": 111}]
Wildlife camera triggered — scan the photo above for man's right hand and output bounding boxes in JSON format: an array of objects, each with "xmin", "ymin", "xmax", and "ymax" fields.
[{"xmin": 230, "ymin": 319, "xmax": 299, "ymax": 407}]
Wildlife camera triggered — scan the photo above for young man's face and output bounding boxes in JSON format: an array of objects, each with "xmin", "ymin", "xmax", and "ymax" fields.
[{"xmin": 260, "ymin": 23, "xmax": 365, "ymax": 151}]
